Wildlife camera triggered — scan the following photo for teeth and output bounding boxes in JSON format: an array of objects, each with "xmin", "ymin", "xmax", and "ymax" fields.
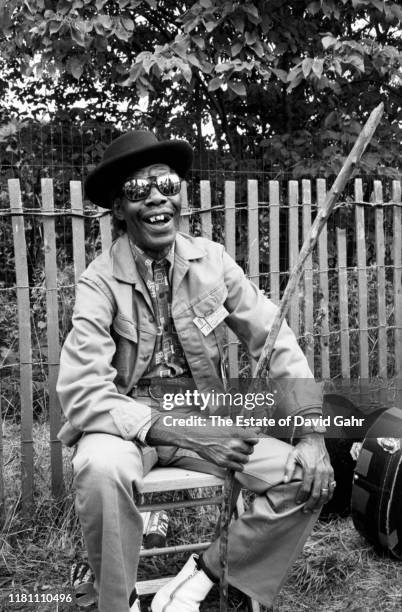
[{"xmin": 148, "ymin": 214, "xmax": 168, "ymax": 224}]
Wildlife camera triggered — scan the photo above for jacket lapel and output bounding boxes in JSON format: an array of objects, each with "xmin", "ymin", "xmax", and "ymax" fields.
[
  {"xmin": 172, "ymin": 233, "xmax": 206, "ymax": 296},
  {"xmin": 111, "ymin": 234, "xmax": 153, "ymax": 312}
]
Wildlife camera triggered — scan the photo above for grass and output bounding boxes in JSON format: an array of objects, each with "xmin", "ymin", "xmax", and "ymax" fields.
[{"xmin": 1, "ymin": 422, "xmax": 402, "ymax": 612}]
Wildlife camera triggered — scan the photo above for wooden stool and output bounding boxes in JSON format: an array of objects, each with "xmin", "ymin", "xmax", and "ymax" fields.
[{"xmin": 137, "ymin": 466, "xmax": 260, "ymax": 611}]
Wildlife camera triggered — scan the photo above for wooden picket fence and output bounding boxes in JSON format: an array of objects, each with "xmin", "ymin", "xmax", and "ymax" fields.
[{"xmin": 1, "ymin": 176, "xmax": 401, "ymax": 511}]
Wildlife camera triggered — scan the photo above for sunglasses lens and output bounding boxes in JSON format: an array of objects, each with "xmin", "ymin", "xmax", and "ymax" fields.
[
  {"xmin": 157, "ymin": 174, "xmax": 181, "ymax": 196},
  {"xmin": 122, "ymin": 174, "xmax": 181, "ymax": 201},
  {"xmin": 123, "ymin": 179, "xmax": 150, "ymax": 201}
]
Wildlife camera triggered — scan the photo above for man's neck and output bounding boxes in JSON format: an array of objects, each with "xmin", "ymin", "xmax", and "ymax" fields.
[{"xmin": 129, "ymin": 238, "xmax": 175, "ymax": 264}]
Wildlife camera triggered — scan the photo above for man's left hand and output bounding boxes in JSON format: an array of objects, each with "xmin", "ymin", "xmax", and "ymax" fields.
[{"xmin": 283, "ymin": 434, "xmax": 334, "ymax": 513}]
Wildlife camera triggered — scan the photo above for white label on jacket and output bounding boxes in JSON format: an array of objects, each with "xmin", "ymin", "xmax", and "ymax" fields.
[{"xmin": 193, "ymin": 305, "xmax": 229, "ymax": 336}]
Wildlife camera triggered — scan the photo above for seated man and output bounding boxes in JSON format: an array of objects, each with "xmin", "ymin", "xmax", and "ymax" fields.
[{"xmin": 57, "ymin": 130, "xmax": 334, "ymax": 612}]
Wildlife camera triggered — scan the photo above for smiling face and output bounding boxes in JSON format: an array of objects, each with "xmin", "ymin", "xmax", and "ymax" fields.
[{"xmin": 114, "ymin": 163, "xmax": 182, "ymax": 259}]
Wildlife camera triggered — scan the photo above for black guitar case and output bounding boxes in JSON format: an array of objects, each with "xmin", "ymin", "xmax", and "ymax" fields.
[
  {"xmin": 321, "ymin": 393, "xmax": 382, "ymax": 518},
  {"xmin": 351, "ymin": 406, "xmax": 402, "ymax": 559}
]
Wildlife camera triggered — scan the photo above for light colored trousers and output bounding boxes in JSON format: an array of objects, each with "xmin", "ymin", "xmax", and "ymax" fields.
[{"xmin": 72, "ymin": 433, "xmax": 320, "ymax": 612}]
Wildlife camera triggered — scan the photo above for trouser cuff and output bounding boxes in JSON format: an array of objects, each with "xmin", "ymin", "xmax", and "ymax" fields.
[{"xmin": 197, "ymin": 553, "xmax": 220, "ymax": 584}]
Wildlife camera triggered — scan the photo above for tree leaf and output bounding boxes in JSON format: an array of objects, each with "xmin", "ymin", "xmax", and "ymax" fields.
[
  {"xmin": 251, "ymin": 40, "xmax": 264, "ymax": 58},
  {"xmin": 48, "ymin": 20, "xmax": 62, "ymax": 35},
  {"xmin": 68, "ymin": 57, "xmax": 84, "ymax": 80},
  {"xmin": 242, "ymin": 3, "xmax": 260, "ymax": 22},
  {"xmin": 71, "ymin": 26, "xmax": 87, "ymax": 47},
  {"xmin": 228, "ymin": 80, "xmax": 247, "ymax": 96},
  {"xmin": 322, "ymin": 35, "xmax": 337, "ymax": 49},
  {"xmin": 312, "ymin": 58, "xmax": 324, "ymax": 78},
  {"xmin": 231, "ymin": 41, "xmax": 243, "ymax": 57},
  {"xmin": 245, "ymin": 31, "xmax": 257, "ymax": 45},
  {"xmin": 208, "ymin": 76, "xmax": 222, "ymax": 91},
  {"xmin": 121, "ymin": 17, "xmax": 134, "ymax": 31},
  {"xmin": 271, "ymin": 68, "xmax": 287, "ymax": 82},
  {"xmin": 215, "ymin": 62, "xmax": 233, "ymax": 73},
  {"xmin": 231, "ymin": 14, "xmax": 245, "ymax": 33},
  {"xmin": 302, "ymin": 58, "xmax": 313, "ymax": 77}
]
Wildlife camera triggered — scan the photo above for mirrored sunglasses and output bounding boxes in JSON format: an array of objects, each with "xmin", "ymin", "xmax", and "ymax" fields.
[{"xmin": 122, "ymin": 173, "xmax": 181, "ymax": 201}]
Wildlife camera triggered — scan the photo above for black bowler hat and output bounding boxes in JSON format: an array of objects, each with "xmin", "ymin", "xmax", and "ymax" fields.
[{"xmin": 85, "ymin": 130, "xmax": 193, "ymax": 209}]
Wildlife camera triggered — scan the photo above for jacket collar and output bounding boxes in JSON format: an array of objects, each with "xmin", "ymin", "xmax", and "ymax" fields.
[
  {"xmin": 112, "ymin": 232, "xmax": 206, "ymax": 284},
  {"xmin": 174, "ymin": 232, "xmax": 207, "ymax": 262}
]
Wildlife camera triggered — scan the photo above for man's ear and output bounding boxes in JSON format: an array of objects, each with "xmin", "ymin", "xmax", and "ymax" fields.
[{"xmin": 113, "ymin": 197, "xmax": 125, "ymax": 221}]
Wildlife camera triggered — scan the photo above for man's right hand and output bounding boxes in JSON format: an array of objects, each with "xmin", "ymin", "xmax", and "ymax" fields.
[
  {"xmin": 145, "ymin": 415, "xmax": 259, "ymax": 472},
  {"xmin": 190, "ymin": 426, "xmax": 259, "ymax": 471}
]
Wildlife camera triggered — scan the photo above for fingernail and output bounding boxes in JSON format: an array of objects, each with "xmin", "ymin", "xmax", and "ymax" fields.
[{"xmin": 283, "ymin": 475, "xmax": 289, "ymax": 483}]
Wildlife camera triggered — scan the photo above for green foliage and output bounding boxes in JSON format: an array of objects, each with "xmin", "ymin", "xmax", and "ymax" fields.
[{"xmin": 0, "ymin": 0, "xmax": 400, "ymax": 176}]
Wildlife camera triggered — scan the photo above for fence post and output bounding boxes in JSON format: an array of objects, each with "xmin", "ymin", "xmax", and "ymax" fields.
[
  {"xmin": 99, "ymin": 208, "xmax": 112, "ymax": 251},
  {"xmin": 288, "ymin": 181, "xmax": 299, "ymax": 337},
  {"xmin": 302, "ymin": 180, "xmax": 314, "ymax": 372},
  {"xmin": 248, "ymin": 180, "xmax": 259, "ymax": 372},
  {"xmin": 224, "ymin": 181, "xmax": 238, "ymax": 378},
  {"xmin": 9, "ymin": 179, "xmax": 34, "ymax": 511},
  {"xmin": 200, "ymin": 180, "xmax": 212, "ymax": 240},
  {"xmin": 317, "ymin": 179, "xmax": 330, "ymax": 379},
  {"xmin": 373, "ymin": 181, "xmax": 387, "ymax": 378},
  {"xmin": 337, "ymin": 228, "xmax": 350, "ymax": 377},
  {"xmin": 393, "ymin": 180, "xmax": 402, "ymax": 378},
  {"xmin": 354, "ymin": 179, "xmax": 369, "ymax": 379},
  {"xmin": 180, "ymin": 181, "xmax": 190, "ymax": 235},
  {"xmin": 269, "ymin": 181, "xmax": 280, "ymax": 304},
  {"xmin": 70, "ymin": 181, "xmax": 86, "ymax": 283},
  {"xmin": 41, "ymin": 179, "xmax": 64, "ymax": 498}
]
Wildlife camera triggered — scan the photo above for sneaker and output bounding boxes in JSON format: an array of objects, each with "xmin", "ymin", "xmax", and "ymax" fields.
[
  {"xmin": 151, "ymin": 554, "xmax": 214, "ymax": 612},
  {"xmin": 130, "ymin": 597, "xmax": 141, "ymax": 611}
]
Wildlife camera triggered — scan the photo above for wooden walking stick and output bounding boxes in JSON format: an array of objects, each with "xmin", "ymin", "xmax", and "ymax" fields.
[{"xmin": 219, "ymin": 102, "xmax": 384, "ymax": 611}]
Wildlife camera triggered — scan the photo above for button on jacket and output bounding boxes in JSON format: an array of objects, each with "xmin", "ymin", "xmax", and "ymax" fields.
[{"xmin": 57, "ymin": 232, "xmax": 322, "ymax": 446}]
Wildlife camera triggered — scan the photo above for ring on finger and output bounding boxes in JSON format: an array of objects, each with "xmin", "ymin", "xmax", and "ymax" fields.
[{"xmin": 320, "ymin": 487, "xmax": 329, "ymax": 493}]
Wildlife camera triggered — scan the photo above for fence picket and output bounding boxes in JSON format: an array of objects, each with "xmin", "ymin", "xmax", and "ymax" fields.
[
  {"xmin": 393, "ymin": 180, "xmax": 402, "ymax": 378},
  {"xmin": 374, "ymin": 181, "xmax": 387, "ymax": 378},
  {"xmin": 302, "ymin": 180, "xmax": 314, "ymax": 372},
  {"xmin": 354, "ymin": 179, "xmax": 369, "ymax": 379},
  {"xmin": 269, "ymin": 181, "xmax": 280, "ymax": 304},
  {"xmin": 70, "ymin": 181, "xmax": 86, "ymax": 283},
  {"xmin": 224, "ymin": 181, "xmax": 238, "ymax": 378},
  {"xmin": 180, "ymin": 181, "xmax": 190, "ymax": 235},
  {"xmin": 317, "ymin": 179, "xmax": 330, "ymax": 379},
  {"xmin": 99, "ymin": 209, "xmax": 112, "ymax": 251},
  {"xmin": 247, "ymin": 180, "xmax": 259, "ymax": 371},
  {"xmin": 9, "ymin": 179, "xmax": 34, "ymax": 509},
  {"xmin": 337, "ymin": 228, "xmax": 350, "ymax": 377},
  {"xmin": 288, "ymin": 181, "xmax": 299, "ymax": 337},
  {"xmin": 247, "ymin": 180, "xmax": 259, "ymax": 286},
  {"xmin": 200, "ymin": 180, "xmax": 212, "ymax": 240},
  {"xmin": 41, "ymin": 179, "xmax": 64, "ymax": 498}
]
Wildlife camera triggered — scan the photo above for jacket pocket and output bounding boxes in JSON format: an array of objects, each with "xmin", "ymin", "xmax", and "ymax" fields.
[
  {"xmin": 192, "ymin": 285, "xmax": 228, "ymax": 317},
  {"xmin": 112, "ymin": 314, "xmax": 138, "ymax": 343}
]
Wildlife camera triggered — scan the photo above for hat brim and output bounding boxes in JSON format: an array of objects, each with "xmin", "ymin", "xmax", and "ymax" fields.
[{"xmin": 85, "ymin": 140, "xmax": 193, "ymax": 209}]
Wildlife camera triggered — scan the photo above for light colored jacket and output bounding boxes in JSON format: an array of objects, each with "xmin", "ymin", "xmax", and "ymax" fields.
[{"xmin": 57, "ymin": 232, "xmax": 322, "ymax": 446}]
